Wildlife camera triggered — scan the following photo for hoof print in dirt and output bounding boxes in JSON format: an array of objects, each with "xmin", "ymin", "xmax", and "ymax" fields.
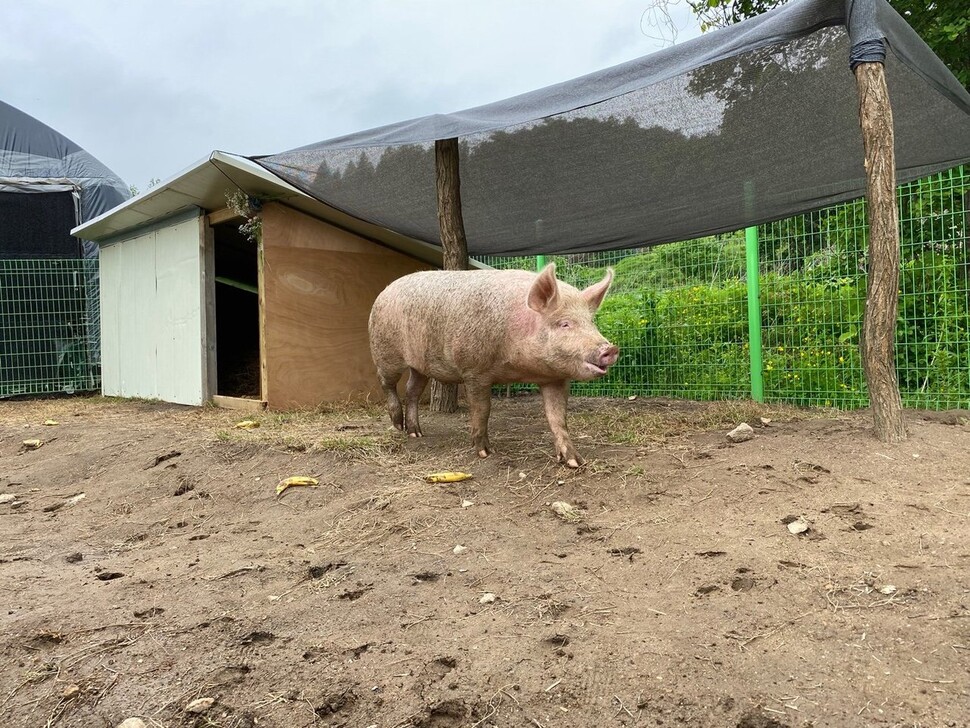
[
  {"xmin": 736, "ymin": 709, "xmax": 792, "ymax": 728},
  {"xmin": 95, "ymin": 570, "xmax": 125, "ymax": 581},
  {"xmin": 607, "ymin": 546, "xmax": 641, "ymax": 561},
  {"xmin": 414, "ymin": 698, "xmax": 468, "ymax": 727},
  {"xmin": 542, "ymin": 633, "xmax": 571, "ymax": 653},
  {"xmin": 345, "ymin": 643, "xmax": 372, "ymax": 660},
  {"xmin": 146, "ymin": 450, "xmax": 181, "ymax": 469},
  {"xmin": 133, "ymin": 606, "xmax": 165, "ymax": 618},
  {"xmin": 337, "ymin": 584, "xmax": 372, "ymax": 601},
  {"xmin": 696, "ymin": 550, "xmax": 727, "ymax": 558},
  {"xmin": 423, "ymin": 655, "xmax": 459, "ymax": 682},
  {"xmin": 412, "ymin": 570, "xmax": 442, "ymax": 584},
  {"xmin": 239, "ymin": 630, "xmax": 275, "ymax": 646},
  {"xmin": 731, "ymin": 574, "xmax": 757, "ymax": 592},
  {"xmin": 308, "ymin": 561, "xmax": 349, "ymax": 580},
  {"xmin": 65, "ymin": 551, "xmax": 83, "ymax": 563},
  {"xmin": 314, "ymin": 687, "xmax": 357, "ymax": 718},
  {"xmin": 696, "ymin": 584, "xmax": 720, "ymax": 597},
  {"xmin": 210, "ymin": 664, "xmax": 251, "ymax": 684}
]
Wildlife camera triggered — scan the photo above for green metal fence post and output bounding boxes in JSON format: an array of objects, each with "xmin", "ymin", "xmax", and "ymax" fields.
[
  {"xmin": 746, "ymin": 226, "xmax": 765, "ymax": 402},
  {"xmin": 536, "ymin": 254, "xmax": 547, "ymax": 271}
]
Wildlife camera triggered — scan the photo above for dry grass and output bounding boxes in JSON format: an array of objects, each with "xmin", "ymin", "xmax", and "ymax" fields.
[{"xmin": 572, "ymin": 397, "xmax": 837, "ymax": 446}]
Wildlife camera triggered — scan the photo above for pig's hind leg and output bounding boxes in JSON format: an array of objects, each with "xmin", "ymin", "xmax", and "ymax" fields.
[
  {"xmin": 465, "ymin": 381, "xmax": 493, "ymax": 458},
  {"xmin": 377, "ymin": 365, "xmax": 406, "ymax": 431},
  {"xmin": 404, "ymin": 368, "xmax": 429, "ymax": 437}
]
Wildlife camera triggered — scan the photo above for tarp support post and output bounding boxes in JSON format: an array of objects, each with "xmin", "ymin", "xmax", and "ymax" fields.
[
  {"xmin": 854, "ymin": 60, "xmax": 906, "ymax": 442},
  {"xmin": 430, "ymin": 137, "xmax": 468, "ymax": 413},
  {"xmin": 745, "ymin": 225, "xmax": 764, "ymax": 403}
]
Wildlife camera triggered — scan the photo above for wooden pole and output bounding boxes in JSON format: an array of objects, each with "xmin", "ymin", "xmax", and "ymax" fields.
[
  {"xmin": 854, "ymin": 61, "xmax": 906, "ymax": 443},
  {"xmin": 430, "ymin": 137, "xmax": 469, "ymax": 413}
]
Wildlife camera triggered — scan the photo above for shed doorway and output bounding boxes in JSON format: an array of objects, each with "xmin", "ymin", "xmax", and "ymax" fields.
[{"xmin": 211, "ymin": 221, "xmax": 261, "ymax": 400}]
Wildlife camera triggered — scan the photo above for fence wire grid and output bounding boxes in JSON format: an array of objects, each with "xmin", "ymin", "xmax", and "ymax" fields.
[
  {"xmin": 481, "ymin": 166, "xmax": 969, "ymax": 410},
  {"xmin": 0, "ymin": 258, "xmax": 100, "ymax": 398},
  {"xmin": 2, "ymin": 168, "xmax": 966, "ymax": 409}
]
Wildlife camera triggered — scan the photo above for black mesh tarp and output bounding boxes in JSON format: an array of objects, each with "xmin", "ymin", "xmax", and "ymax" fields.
[{"xmin": 255, "ymin": 0, "xmax": 970, "ymax": 256}]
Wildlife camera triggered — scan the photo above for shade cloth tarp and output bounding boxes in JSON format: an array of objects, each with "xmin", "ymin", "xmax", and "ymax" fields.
[{"xmin": 255, "ymin": 0, "xmax": 970, "ymax": 256}]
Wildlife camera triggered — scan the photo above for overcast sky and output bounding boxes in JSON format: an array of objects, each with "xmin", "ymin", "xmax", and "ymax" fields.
[{"xmin": 2, "ymin": 1, "xmax": 702, "ymax": 192}]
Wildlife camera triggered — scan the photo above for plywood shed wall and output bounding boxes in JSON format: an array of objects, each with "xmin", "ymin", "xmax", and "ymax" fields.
[
  {"xmin": 97, "ymin": 203, "xmax": 430, "ymax": 409},
  {"xmin": 259, "ymin": 203, "xmax": 430, "ymax": 409}
]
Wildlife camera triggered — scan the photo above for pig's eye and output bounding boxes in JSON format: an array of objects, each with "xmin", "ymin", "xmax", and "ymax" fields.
[{"xmin": 558, "ymin": 320, "xmax": 572, "ymax": 329}]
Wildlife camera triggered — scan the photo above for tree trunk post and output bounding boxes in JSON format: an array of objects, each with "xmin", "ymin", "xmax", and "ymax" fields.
[
  {"xmin": 430, "ymin": 137, "xmax": 469, "ymax": 413},
  {"xmin": 854, "ymin": 61, "xmax": 906, "ymax": 443}
]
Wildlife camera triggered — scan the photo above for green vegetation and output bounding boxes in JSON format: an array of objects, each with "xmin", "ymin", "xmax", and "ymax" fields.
[
  {"xmin": 485, "ymin": 168, "xmax": 970, "ymax": 409},
  {"xmin": 685, "ymin": 0, "xmax": 969, "ymax": 90}
]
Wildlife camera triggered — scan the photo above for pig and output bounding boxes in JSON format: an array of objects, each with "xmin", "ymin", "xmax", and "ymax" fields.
[{"xmin": 368, "ymin": 263, "xmax": 619, "ymax": 467}]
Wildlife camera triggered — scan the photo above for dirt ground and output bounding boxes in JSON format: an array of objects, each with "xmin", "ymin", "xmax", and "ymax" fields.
[{"xmin": 1, "ymin": 394, "xmax": 968, "ymax": 728}]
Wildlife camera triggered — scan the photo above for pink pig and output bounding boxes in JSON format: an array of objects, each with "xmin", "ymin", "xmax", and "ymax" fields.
[{"xmin": 368, "ymin": 263, "xmax": 619, "ymax": 467}]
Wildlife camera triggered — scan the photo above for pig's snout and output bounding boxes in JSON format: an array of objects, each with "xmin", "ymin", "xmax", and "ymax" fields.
[{"xmin": 585, "ymin": 343, "xmax": 619, "ymax": 376}]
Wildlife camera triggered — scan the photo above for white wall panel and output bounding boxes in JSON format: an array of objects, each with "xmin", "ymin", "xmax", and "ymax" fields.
[{"xmin": 98, "ymin": 211, "xmax": 205, "ymax": 405}]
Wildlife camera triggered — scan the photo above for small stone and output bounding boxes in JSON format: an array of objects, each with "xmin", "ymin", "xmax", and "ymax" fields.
[
  {"xmin": 460, "ymin": 500, "xmax": 473, "ymax": 508},
  {"xmin": 453, "ymin": 545, "xmax": 468, "ymax": 555},
  {"xmin": 479, "ymin": 593, "xmax": 497, "ymax": 604},
  {"xmin": 878, "ymin": 584, "xmax": 897, "ymax": 595},
  {"xmin": 787, "ymin": 519, "xmax": 810, "ymax": 534},
  {"xmin": 550, "ymin": 501, "xmax": 584, "ymax": 523},
  {"xmin": 0, "ymin": 493, "xmax": 16, "ymax": 504},
  {"xmin": 116, "ymin": 720, "xmax": 147, "ymax": 728},
  {"xmin": 628, "ymin": 395, "xmax": 637, "ymax": 401},
  {"xmin": 65, "ymin": 552, "xmax": 83, "ymax": 563},
  {"xmin": 62, "ymin": 684, "xmax": 81, "ymax": 698},
  {"xmin": 726, "ymin": 423, "xmax": 755, "ymax": 442},
  {"xmin": 185, "ymin": 697, "xmax": 216, "ymax": 714},
  {"xmin": 759, "ymin": 417, "xmax": 772, "ymax": 426}
]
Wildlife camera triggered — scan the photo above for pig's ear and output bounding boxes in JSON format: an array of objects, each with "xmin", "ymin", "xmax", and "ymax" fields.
[
  {"xmin": 581, "ymin": 268, "xmax": 614, "ymax": 311},
  {"xmin": 528, "ymin": 263, "xmax": 560, "ymax": 312}
]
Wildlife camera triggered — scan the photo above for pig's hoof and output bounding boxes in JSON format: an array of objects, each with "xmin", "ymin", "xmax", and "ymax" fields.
[
  {"xmin": 558, "ymin": 451, "xmax": 586, "ymax": 469},
  {"xmin": 477, "ymin": 449, "xmax": 491, "ymax": 459},
  {"xmin": 408, "ymin": 431, "xmax": 423, "ymax": 438}
]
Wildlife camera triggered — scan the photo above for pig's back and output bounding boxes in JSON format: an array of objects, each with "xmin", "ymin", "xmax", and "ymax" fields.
[{"xmin": 369, "ymin": 269, "xmax": 534, "ymax": 380}]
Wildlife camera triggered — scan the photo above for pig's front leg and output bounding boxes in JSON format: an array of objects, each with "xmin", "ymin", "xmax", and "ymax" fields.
[
  {"xmin": 465, "ymin": 381, "xmax": 493, "ymax": 458},
  {"xmin": 540, "ymin": 380, "xmax": 583, "ymax": 468},
  {"xmin": 405, "ymin": 368, "xmax": 428, "ymax": 437}
]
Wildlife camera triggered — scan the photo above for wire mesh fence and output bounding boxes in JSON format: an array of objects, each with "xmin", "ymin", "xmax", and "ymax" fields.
[
  {"xmin": 480, "ymin": 165, "xmax": 969, "ymax": 410},
  {"xmin": 0, "ymin": 258, "xmax": 100, "ymax": 397}
]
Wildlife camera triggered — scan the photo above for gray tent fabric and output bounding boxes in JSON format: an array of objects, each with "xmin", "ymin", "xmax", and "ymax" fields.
[
  {"xmin": 1, "ymin": 99, "xmax": 129, "ymax": 257},
  {"xmin": 255, "ymin": 0, "xmax": 970, "ymax": 256},
  {"xmin": 1, "ymin": 99, "xmax": 129, "ymax": 392}
]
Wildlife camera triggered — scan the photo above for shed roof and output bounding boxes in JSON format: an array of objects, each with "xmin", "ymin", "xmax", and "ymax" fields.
[{"xmin": 72, "ymin": 151, "xmax": 453, "ymax": 267}]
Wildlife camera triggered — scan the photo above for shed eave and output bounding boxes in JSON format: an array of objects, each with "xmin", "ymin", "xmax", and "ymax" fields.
[{"xmin": 71, "ymin": 150, "xmax": 458, "ymax": 268}]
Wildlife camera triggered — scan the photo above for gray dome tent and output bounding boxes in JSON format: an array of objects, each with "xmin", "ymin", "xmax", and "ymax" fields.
[{"xmin": 1, "ymin": 99, "xmax": 129, "ymax": 396}]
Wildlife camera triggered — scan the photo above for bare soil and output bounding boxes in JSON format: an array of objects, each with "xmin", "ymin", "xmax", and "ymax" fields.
[{"xmin": 1, "ymin": 395, "xmax": 968, "ymax": 728}]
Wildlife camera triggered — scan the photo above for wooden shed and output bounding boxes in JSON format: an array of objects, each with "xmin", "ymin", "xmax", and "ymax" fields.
[{"xmin": 73, "ymin": 152, "xmax": 453, "ymax": 410}]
